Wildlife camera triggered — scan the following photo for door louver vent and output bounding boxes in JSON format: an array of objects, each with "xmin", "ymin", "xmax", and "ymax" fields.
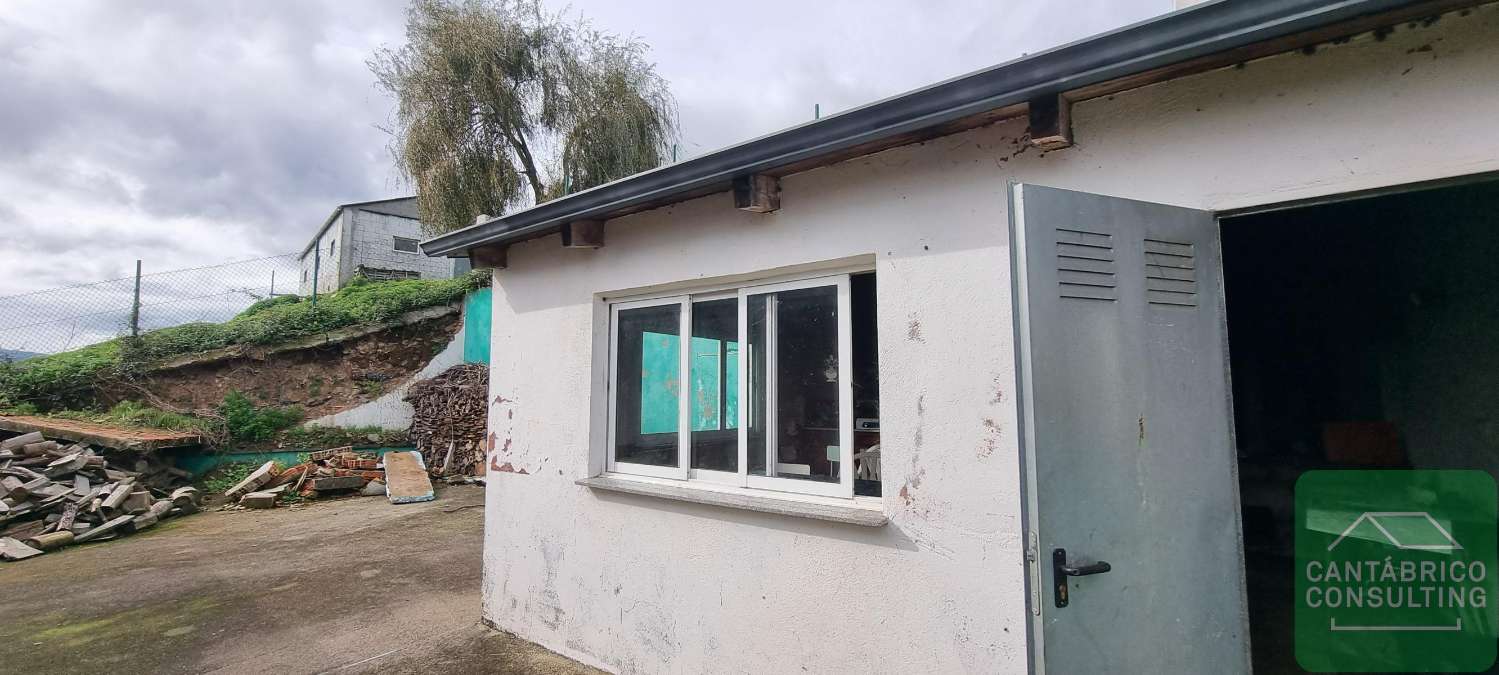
[
  {"xmin": 1055, "ymin": 228, "xmax": 1117, "ymax": 301},
  {"xmin": 1144, "ymin": 238, "xmax": 1197, "ymax": 307}
]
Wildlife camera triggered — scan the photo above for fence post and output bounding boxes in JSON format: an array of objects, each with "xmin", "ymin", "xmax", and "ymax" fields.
[
  {"xmin": 130, "ymin": 259, "xmax": 142, "ymax": 338},
  {"xmin": 269, "ymin": 269, "xmax": 276, "ymax": 297},
  {"xmin": 311, "ymin": 245, "xmax": 320, "ymax": 308}
]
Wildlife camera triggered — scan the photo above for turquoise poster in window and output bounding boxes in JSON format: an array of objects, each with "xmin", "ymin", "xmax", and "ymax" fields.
[
  {"xmin": 640, "ymin": 332, "xmax": 680, "ymax": 434},
  {"xmin": 641, "ymin": 333, "xmax": 738, "ymax": 434}
]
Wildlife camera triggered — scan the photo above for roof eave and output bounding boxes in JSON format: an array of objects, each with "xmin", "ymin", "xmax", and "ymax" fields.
[{"xmin": 420, "ymin": 0, "xmax": 1428, "ymax": 258}]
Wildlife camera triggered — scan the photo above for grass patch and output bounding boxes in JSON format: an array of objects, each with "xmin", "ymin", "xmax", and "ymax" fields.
[
  {"xmin": 0, "ymin": 271, "xmax": 487, "ymax": 408},
  {"xmin": 48, "ymin": 400, "xmax": 217, "ymax": 435}
]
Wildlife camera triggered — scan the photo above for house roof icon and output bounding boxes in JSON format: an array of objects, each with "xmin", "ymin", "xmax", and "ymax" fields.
[{"xmin": 1327, "ymin": 511, "xmax": 1464, "ymax": 551}]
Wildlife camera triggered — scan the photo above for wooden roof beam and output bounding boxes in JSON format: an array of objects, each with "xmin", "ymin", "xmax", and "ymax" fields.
[
  {"xmin": 561, "ymin": 220, "xmax": 606, "ymax": 248},
  {"xmin": 1027, "ymin": 95, "xmax": 1073, "ymax": 150},
  {"xmin": 469, "ymin": 244, "xmax": 508, "ymax": 270},
  {"xmin": 733, "ymin": 174, "xmax": 781, "ymax": 213}
]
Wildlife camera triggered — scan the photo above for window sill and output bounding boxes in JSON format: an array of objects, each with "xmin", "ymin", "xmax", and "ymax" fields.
[{"xmin": 576, "ymin": 474, "xmax": 888, "ymax": 527}]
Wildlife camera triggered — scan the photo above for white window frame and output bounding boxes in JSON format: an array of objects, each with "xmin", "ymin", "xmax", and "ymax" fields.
[
  {"xmin": 607, "ymin": 295, "xmax": 690, "ymax": 480},
  {"xmin": 393, "ymin": 236, "xmax": 421, "ymax": 254},
  {"xmin": 605, "ymin": 272, "xmax": 856, "ymax": 499}
]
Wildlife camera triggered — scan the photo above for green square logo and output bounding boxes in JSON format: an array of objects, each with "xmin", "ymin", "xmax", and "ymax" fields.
[{"xmin": 1296, "ymin": 470, "xmax": 1497, "ymax": 672}]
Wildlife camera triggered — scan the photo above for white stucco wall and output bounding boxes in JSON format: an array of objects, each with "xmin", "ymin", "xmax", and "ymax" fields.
[
  {"xmin": 480, "ymin": 10, "xmax": 1499, "ymax": 674},
  {"xmin": 347, "ymin": 209, "xmax": 454, "ymax": 281}
]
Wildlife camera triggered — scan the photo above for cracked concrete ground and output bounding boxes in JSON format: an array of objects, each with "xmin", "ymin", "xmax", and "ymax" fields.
[{"xmin": 0, "ymin": 485, "xmax": 601, "ymax": 675}]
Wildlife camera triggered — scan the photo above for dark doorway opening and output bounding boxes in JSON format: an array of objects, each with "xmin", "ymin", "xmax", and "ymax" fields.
[{"xmin": 1222, "ymin": 180, "xmax": 1499, "ymax": 674}]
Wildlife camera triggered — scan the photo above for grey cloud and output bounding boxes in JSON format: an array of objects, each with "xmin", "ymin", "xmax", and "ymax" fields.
[{"xmin": 0, "ymin": 0, "xmax": 1159, "ymax": 304}]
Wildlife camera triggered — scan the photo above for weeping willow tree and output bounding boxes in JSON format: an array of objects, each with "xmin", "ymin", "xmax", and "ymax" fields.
[{"xmin": 371, "ymin": 0, "xmax": 678, "ymax": 235}]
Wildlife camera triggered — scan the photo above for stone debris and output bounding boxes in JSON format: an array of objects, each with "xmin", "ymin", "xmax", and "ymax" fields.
[
  {"xmin": 220, "ymin": 447, "xmax": 441, "ymax": 510},
  {"xmin": 239, "ymin": 491, "xmax": 278, "ymax": 509},
  {"xmin": 0, "ymin": 536, "xmax": 43, "ymax": 561},
  {"xmin": 0, "ymin": 429, "xmax": 201, "ymax": 562},
  {"xmin": 223, "ymin": 461, "xmax": 279, "ymax": 500}
]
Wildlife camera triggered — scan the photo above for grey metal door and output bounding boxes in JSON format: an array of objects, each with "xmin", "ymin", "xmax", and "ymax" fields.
[{"xmin": 1010, "ymin": 184, "xmax": 1250, "ymax": 674}]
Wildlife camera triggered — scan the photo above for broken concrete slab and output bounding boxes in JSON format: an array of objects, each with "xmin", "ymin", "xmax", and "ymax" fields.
[
  {"xmin": 0, "ymin": 431, "xmax": 44, "ymax": 451},
  {"xmin": 239, "ymin": 492, "xmax": 278, "ymax": 509},
  {"xmin": 383, "ymin": 451, "xmax": 435, "ymax": 504},
  {"xmin": 23, "ymin": 530, "xmax": 73, "ymax": 551},
  {"xmin": 360, "ymin": 480, "xmax": 387, "ymax": 497},
  {"xmin": 309, "ymin": 476, "xmax": 367, "ymax": 492},
  {"xmin": 101, "ymin": 480, "xmax": 135, "ymax": 512},
  {"xmin": 224, "ymin": 461, "xmax": 279, "ymax": 500},
  {"xmin": 75, "ymin": 515, "xmax": 134, "ymax": 543},
  {"xmin": 169, "ymin": 487, "xmax": 200, "ymax": 514},
  {"xmin": 20, "ymin": 441, "xmax": 59, "ymax": 457},
  {"xmin": 122, "ymin": 491, "xmax": 153, "ymax": 515},
  {"xmin": 0, "ymin": 537, "xmax": 43, "ymax": 561},
  {"xmin": 129, "ymin": 511, "xmax": 159, "ymax": 532},
  {"xmin": 147, "ymin": 500, "xmax": 173, "ymax": 519}
]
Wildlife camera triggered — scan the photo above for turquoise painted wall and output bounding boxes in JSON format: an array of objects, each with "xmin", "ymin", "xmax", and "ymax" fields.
[{"xmin": 463, "ymin": 287, "xmax": 492, "ymax": 364}]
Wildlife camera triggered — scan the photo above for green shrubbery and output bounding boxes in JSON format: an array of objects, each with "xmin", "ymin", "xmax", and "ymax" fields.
[
  {"xmin": 0, "ymin": 271, "xmax": 487, "ymax": 408},
  {"xmin": 220, "ymin": 391, "xmax": 304, "ymax": 442}
]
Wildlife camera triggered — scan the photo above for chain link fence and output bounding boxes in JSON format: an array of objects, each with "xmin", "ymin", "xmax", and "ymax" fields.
[{"xmin": 0, "ymin": 253, "xmax": 303, "ymax": 358}]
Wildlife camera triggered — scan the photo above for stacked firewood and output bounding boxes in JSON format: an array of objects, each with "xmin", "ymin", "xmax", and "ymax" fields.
[
  {"xmin": 0, "ymin": 431, "xmax": 200, "ymax": 562},
  {"xmin": 404, "ymin": 363, "xmax": 488, "ymax": 476}
]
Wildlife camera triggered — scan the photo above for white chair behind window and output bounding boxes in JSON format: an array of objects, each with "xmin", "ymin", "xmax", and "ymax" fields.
[{"xmin": 853, "ymin": 444, "xmax": 880, "ymax": 481}]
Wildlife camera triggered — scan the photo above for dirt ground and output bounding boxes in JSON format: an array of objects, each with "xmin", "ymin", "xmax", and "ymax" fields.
[{"xmin": 0, "ymin": 485, "xmax": 601, "ymax": 675}]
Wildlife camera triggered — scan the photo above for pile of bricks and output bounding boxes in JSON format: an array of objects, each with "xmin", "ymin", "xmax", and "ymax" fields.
[
  {"xmin": 226, "ymin": 447, "xmax": 389, "ymax": 509},
  {"xmin": 0, "ymin": 431, "xmax": 202, "ymax": 562}
]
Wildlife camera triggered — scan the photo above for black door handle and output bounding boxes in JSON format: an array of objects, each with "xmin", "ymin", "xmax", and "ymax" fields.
[{"xmin": 1052, "ymin": 548, "xmax": 1111, "ymax": 608}]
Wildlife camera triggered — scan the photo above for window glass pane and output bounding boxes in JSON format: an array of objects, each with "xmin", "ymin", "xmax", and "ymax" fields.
[
  {"xmin": 851, "ymin": 272, "xmax": 881, "ymax": 497},
  {"xmin": 747, "ymin": 285, "xmax": 840, "ymax": 483},
  {"xmin": 393, "ymin": 236, "xmax": 420, "ymax": 253},
  {"xmin": 615, "ymin": 304, "xmax": 680, "ymax": 467},
  {"xmin": 690, "ymin": 298, "xmax": 738, "ymax": 471}
]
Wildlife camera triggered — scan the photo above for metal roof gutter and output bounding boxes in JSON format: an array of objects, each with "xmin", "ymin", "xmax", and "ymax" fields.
[{"xmin": 421, "ymin": 0, "xmax": 1421, "ymax": 258}]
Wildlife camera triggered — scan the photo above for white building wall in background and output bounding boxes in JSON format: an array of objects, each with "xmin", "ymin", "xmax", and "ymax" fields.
[
  {"xmin": 297, "ymin": 210, "xmax": 349, "ymax": 296},
  {"xmin": 348, "ymin": 210, "xmax": 453, "ymax": 281},
  {"xmin": 480, "ymin": 11, "xmax": 1499, "ymax": 674}
]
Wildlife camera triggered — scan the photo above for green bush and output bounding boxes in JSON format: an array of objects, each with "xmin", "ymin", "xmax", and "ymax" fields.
[
  {"xmin": 0, "ymin": 271, "xmax": 487, "ymax": 408},
  {"xmin": 220, "ymin": 391, "xmax": 303, "ymax": 442}
]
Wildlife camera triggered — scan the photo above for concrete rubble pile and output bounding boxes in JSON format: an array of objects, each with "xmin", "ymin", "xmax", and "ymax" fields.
[
  {"xmin": 0, "ymin": 431, "xmax": 202, "ymax": 562},
  {"xmin": 229, "ymin": 447, "xmax": 450, "ymax": 509}
]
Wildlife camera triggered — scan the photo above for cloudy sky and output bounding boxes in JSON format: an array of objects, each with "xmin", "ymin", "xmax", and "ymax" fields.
[{"xmin": 0, "ymin": 0, "xmax": 1164, "ymax": 350}]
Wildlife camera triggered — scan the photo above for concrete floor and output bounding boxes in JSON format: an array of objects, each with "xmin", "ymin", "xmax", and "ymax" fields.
[{"xmin": 0, "ymin": 485, "xmax": 601, "ymax": 675}]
